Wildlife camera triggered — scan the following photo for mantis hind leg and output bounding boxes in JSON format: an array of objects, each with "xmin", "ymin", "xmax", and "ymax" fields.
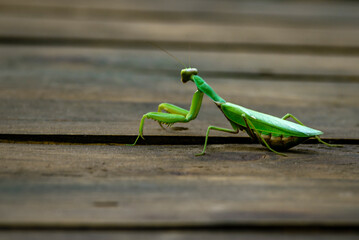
[
  {"xmin": 242, "ymin": 114, "xmax": 287, "ymax": 156},
  {"xmin": 282, "ymin": 113, "xmax": 342, "ymax": 147},
  {"xmin": 196, "ymin": 124, "xmax": 239, "ymax": 156}
]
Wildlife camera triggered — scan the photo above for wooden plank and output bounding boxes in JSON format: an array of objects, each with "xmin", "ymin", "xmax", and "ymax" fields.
[
  {"xmin": 0, "ymin": 86, "xmax": 357, "ymax": 138},
  {"xmin": 1, "ymin": 47, "xmax": 359, "ymax": 76},
  {"xmin": 0, "ymin": 47, "xmax": 358, "ymax": 138},
  {"xmin": 1, "ymin": 0, "xmax": 359, "ymax": 57},
  {"xmin": 1, "ymin": 16, "xmax": 358, "ymax": 48},
  {"xmin": 0, "ymin": 143, "xmax": 358, "ymax": 225},
  {"xmin": 1, "ymin": 0, "xmax": 359, "ymax": 50},
  {"xmin": 3, "ymin": 0, "xmax": 359, "ymax": 20},
  {"xmin": 1, "ymin": 2, "xmax": 359, "ymax": 30},
  {"xmin": 1, "ymin": 99, "xmax": 357, "ymax": 138}
]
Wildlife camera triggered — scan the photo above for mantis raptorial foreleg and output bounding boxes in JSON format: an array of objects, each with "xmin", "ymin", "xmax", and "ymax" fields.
[
  {"xmin": 157, "ymin": 103, "xmax": 189, "ymax": 129},
  {"xmin": 128, "ymin": 112, "xmax": 187, "ymax": 146},
  {"xmin": 197, "ymin": 124, "xmax": 239, "ymax": 156},
  {"xmin": 241, "ymin": 114, "xmax": 286, "ymax": 156},
  {"xmin": 281, "ymin": 113, "xmax": 342, "ymax": 147},
  {"xmin": 158, "ymin": 103, "xmax": 189, "ymax": 116},
  {"xmin": 129, "ymin": 90, "xmax": 204, "ymax": 146}
]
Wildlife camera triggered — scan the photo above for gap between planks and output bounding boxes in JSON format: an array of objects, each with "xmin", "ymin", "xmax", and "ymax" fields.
[
  {"xmin": 0, "ymin": 134, "xmax": 357, "ymax": 146},
  {"xmin": 0, "ymin": 222, "xmax": 358, "ymax": 233}
]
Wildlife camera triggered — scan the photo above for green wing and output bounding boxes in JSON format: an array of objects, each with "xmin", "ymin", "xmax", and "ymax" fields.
[{"xmin": 221, "ymin": 103, "xmax": 323, "ymax": 137}]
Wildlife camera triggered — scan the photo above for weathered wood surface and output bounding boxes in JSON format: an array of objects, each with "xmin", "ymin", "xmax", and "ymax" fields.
[
  {"xmin": 0, "ymin": 143, "xmax": 358, "ymax": 225},
  {"xmin": 0, "ymin": 0, "xmax": 358, "ymax": 238},
  {"xmin": 0, "ymin": 143, "xmax": 359, "ymax": 239}
]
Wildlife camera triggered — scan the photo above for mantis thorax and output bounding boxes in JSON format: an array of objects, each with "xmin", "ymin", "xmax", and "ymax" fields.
[{"xmin": 180, "ymin": 68, "xmax": 225, "ymax": 103}]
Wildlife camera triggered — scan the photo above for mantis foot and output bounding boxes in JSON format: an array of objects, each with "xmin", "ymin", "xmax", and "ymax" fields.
[
  {"xmin": 315, "ymin": 136, "xmax": 343, "ymax": 148},
  {"xmin": 195, "ymin": 151, "xmax": 206, "ymax": 156},
  {"xmin": 127, "ymin": 134, "xmax": 144, "ymax": 146}
]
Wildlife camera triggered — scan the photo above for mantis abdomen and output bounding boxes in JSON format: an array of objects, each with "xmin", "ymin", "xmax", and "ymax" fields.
[
  {"xmin": 219, "ymin": 102, "xmax": 324, "ymax": 154},
  {"xmin": 254, "ymin": 132, "xmax": 309, "ymax": 151}
]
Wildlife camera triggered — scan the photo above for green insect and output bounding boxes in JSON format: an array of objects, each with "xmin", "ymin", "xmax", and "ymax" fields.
[{"xmin": 129, "ymin": 68, "xmax": 340, "ymax": 156}]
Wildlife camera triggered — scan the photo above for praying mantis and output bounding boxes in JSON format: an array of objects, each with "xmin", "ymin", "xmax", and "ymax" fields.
[{"xmin": 129, "ymin": 67, "xmax": 340, "ymax": 156}]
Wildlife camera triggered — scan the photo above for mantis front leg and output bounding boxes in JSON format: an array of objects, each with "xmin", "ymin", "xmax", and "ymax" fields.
[
  {"xmin": 157, "ymin": 103, "xmax": 189, "ymax": 129},
  {"xmin": 129, "ymin": 90, "xmax": 204, "ymax": 146}
]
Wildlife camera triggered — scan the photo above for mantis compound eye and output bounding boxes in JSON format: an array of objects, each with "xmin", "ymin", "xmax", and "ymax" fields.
[{"xmin": 181, "ymin": 68, "xmax": 198, "ymax": 83}]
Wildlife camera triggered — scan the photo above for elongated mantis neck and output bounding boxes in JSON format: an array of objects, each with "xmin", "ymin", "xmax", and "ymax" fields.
[{"xmin": 192, "ymin": 75, "xmax": 226, "ymax": 103}]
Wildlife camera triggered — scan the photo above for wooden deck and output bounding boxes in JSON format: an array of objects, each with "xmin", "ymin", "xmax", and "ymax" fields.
[{"xmin": 0, "ymin": 0, "xmax": 358, "ymax": 239}]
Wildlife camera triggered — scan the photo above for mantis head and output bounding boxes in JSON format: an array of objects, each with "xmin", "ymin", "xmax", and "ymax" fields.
[{"xmin": 181, "ymin": 68, "xmax": 198, "ymax": 83}]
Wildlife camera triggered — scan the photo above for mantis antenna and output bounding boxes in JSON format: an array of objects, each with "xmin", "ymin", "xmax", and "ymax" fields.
[
  {"xmin": 149, "ymin": 42, "xmax": 187, "ymax": 69},
  {"xmin": 188, "ymin": 43, "xmax": 191, "ymax": 68}
]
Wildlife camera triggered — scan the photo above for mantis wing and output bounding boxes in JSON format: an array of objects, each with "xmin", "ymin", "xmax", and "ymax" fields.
[{"xmin": 221, "ymin": 103, "xmax": 323, "ymax": 137}]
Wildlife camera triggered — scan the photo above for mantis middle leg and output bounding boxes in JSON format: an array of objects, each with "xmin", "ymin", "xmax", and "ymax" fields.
[
  {"xmin": 129, "ymin": 90, "xmax": 204, "ymax": 146},
  {"xmin": 197, "ymin": 123, "xmax": 239, "ymax": 156},
  {"xmin": 282, "ymin": 113, "xmax": 342, "ymax": 147},
  {"xmin": 241, "ymin": 114, "xmax": 286, "ymax": 156}
]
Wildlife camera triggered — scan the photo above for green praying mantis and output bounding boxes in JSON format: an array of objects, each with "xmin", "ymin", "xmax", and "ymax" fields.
[{"xmin": 129, "ymin": 65, "xmax": 340, "ymax": 156}]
